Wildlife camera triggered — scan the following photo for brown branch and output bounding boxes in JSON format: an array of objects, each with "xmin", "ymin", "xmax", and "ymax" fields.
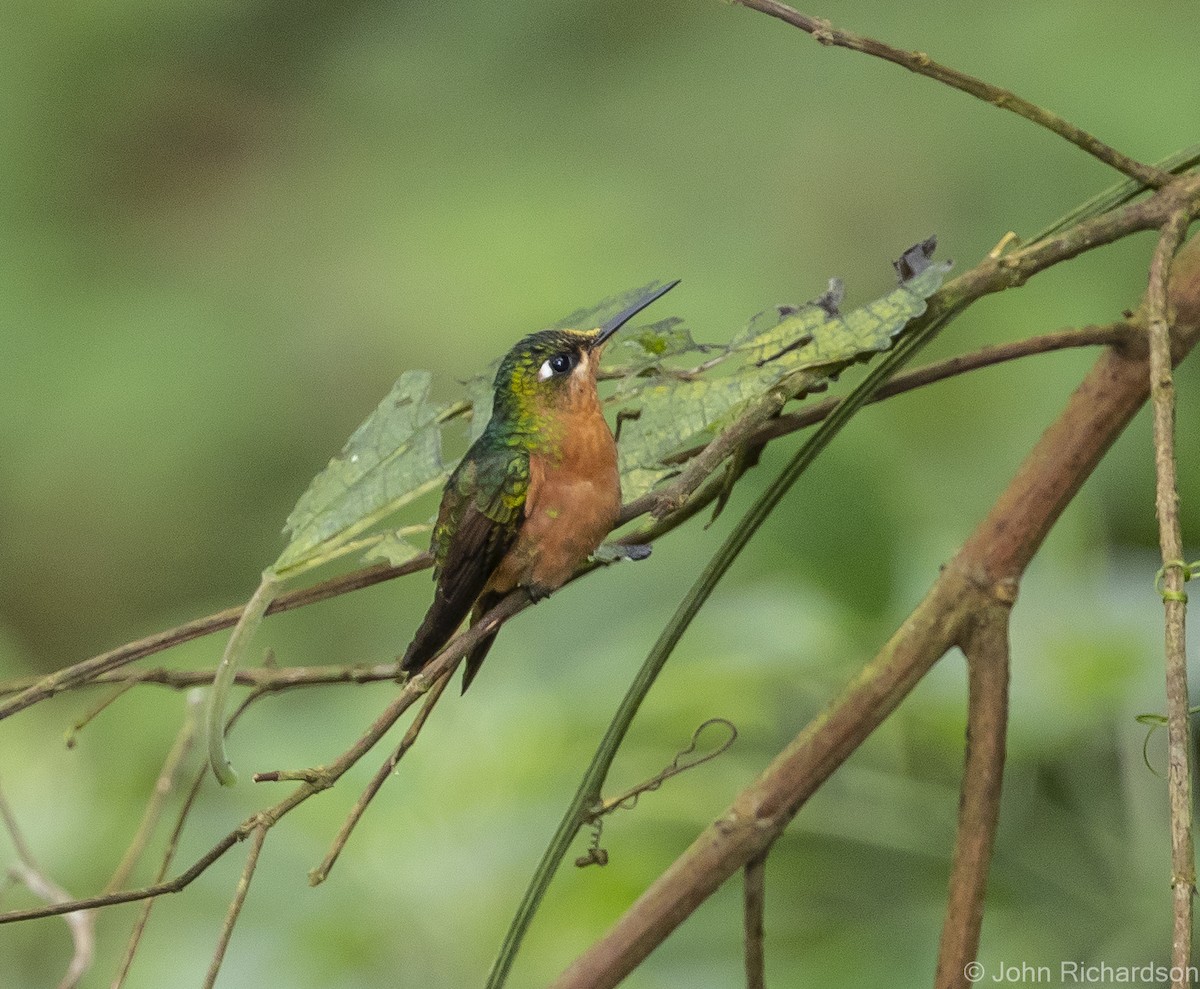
[
  {"xmin": 111, "ymin": 689, "xmax": 266, "ymax": 989},
  {"xmin": 678, "ymin": 322, "xmax": 1129, "ymax": 463},
  {"xmin": 111, "ymin": 763, "xmax": 208, "ymax": 989},
  {"xmin": 202, "ymin": 824, "xmax": 267, "ymax": 989},
  {"xmin": 935, "ymin": 607, "xmax": 1011, "ymax": 989},
  {"xmin": 550, "ymin": 233, "xmax": 1200, "ymax": 989},
  {"xmin": 729, "ymin": 0, "xmax": 1172, "ymax": 188},
  {"xmin": 306, "ymin": 669, "xmax": 453, "ymax": 886},
  {"xmin": 105, "ymin": 692, "xmax": 202, "ymax": 895},
  {"xmin": 1, "ymin": 660, "xmax": 402, "ymax": 698},
  {"xmin": 0, "ymin": 592, "xmax": 522, "ymax": 928},
  {"xmin": 1146, "ymin": 218, "xmax": 1197, "ymax": 984},
  {"xmin": 0, "ymin": 556, "xmax": 428, "ymax": 718},
  {"xmin": 743, "ymin": 854, "xmax": 767, "ymax": 989}
]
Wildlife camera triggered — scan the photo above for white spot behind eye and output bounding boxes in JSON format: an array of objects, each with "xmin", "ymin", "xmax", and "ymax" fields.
[{"xmin": 538, "ymin": 358, "xmax": 554, "ymax": 381}]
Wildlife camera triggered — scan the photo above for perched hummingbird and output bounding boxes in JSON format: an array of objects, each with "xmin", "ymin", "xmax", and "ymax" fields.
[{"xmin": 400, "ymin": 280, "xmax": 679, "ymax": 691}]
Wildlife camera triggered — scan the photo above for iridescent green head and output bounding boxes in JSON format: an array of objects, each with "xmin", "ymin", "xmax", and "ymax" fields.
[{"xmin": 489, "ymin": 280, "xmax": 679, "ymax": 432}]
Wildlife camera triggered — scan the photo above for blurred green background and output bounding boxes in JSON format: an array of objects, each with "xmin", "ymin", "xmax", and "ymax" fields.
[{"xmin": 2, "ymin": 2, "xmax": 1198, "ymax": 986}]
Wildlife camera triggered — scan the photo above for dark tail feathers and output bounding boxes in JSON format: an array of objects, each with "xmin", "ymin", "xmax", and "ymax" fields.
[{"xmin": 400, "ymin": 591, "xmax": 501, "ymax": 694}]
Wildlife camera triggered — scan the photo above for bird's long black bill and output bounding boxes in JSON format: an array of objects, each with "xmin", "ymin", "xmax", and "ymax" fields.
[{"xmin": 591, "ymin": 279, "xmax": 681, "ymax": 348}]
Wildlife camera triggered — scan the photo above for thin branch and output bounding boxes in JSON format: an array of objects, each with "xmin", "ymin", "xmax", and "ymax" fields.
[
  {"xmin": 743, "ymin": 854, "xmax": 767, "ymax": 989},
  {"xmin": 106, "ymin": 691, "xmax": 202, "ymax": 894},
  {"xmin": 112, "ymin": 687, "xmax": 266, "ymax": 989},
  {"xmin": 935, "ymin": 607, "xmax": 1011, "ymax": 989},
  {"xmin": 111, "ymin": 764, "xmax": 208, "ymax": 989},
  {"xmin": 1146, "ymin": 215, "xmax": 1196, "ymax": 985},
  {"xmin": 1, "ymin": 660, "xmax": 401, "ymax": 698},
  {"xmin": 0, "ymin": 781, "xmax": 95, "ymax": 989},
  {"xmin": 202, "ymin": 824, "xmax": 267, "ymax": 989},
  {"xmin": 686, "ymin": 322, "xmax": 1130, "ymax": 462},
  {"xmin": 0, "ymin": 594, "xmax": 521, "ymax": 927},
  {"xmin": 730, "ymin": 0, "xmax": 1172, "ymax": 187},
  {"xmin": 0, "ymin": 556, "xmax": 427, "ymax": 719},
  {"xmin": 65, "ymin": 680, "xmax": 139, "ymax": 748},
  {"xmin": 307, "ymin": 669, "xmax": 454, "ymax": 886},
  {"xmin": 1022, "ymin": 144, "xmax": 1200, "ymax": 248}
]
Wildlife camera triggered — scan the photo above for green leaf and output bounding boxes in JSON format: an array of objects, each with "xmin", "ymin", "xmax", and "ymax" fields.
[
  {"xmin": 274, "ymin": 370, "xmax": 451, "ymax": 575},
  {"xmin": 366, "ymin": 525, "xmax": 433, "ymax": 567},
  {"xmin": 611, "ymin": 243, "xmax": 951, "ymax": 500}
]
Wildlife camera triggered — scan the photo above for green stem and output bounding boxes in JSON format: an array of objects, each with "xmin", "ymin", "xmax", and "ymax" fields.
[
  {"xmin": 205, "ymin": 573, "xmax": 279, "ymax": 786},
  {"xmin": 1024, "ymin": 143, "xmax": 1200, "ymax": 248}
]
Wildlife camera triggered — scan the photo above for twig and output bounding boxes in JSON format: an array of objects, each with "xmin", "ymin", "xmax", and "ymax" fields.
[
  {"xmin": 0, "ymin": 781, "xmax": 95, "ymax": 989},
  {"xmin": 1145, "ymin": 214, "xmax": 1195, "ymax": 985},
  {"xmin": 112, "ymin": 688, "xmax": 265, "ymax": 989},
  {"xmin": 934, "ymin": 607, "xmax": 1011, "ymax": 989},
  {"xmin": 202, "ymin": 824, "xmax": 267, "ymax": 989},
  {"xmin": 677, "ymin": 322, "xmax": 1130, "ymax": 463},
  {"xmin": 111, "ymin": 764, "xmax": 208, "ymax": 989},
  {"xmin": 1, "ymin": 660, "xmax": 401, "ymax": 698},
  {"xmin": 729, "ymin": 0, "xmax": 1172, "ymax": 188},
  {"xmin": 1021, "ymin": 144, "xmax": 1200, "ymax": 248},
  {"xmin": 548, "ymin": 237, "xmax": 1200, "ymax": 989},
  {"xmin": 105, "ymin": 691, "xmax": 202, "ymax": 894},
  {"xmin": 0, "ymin": 593, "xmax": 522, "ymax": 927},
  {"xmin": 743, "ymin": 854, "xmax": 767, "ymax": 989},
  {"xmin": 65, "ymin": 680, "xmax": 139, "ymax": 748},
  {"xmin": 307, "ymin": 668, "xmax": 454, "ymax": 886},
  {"xmin": 0, "ymin": 556, "xmax": 427, "ymax": 719}
]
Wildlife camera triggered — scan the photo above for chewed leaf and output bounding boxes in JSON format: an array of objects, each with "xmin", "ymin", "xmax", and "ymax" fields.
[
  {"xmin": 619, "ymin": 318, "xmax": 707, "ymax": 359},
  {"xmin": 464, "ymin": 372, "xmax": 495, "ymax": 444},
  {"xmin": 367, "ymin": 525, "xmax": 432, "ymax": 567},
  {"xmin": 616, "ymin": 368, "xmax": 777, "ymax": 499},
  {"xmin": 612, "ymin": 240, "xmax": 951, "ymax": 500},
  {"xmin": 275, "ymin": 370, "xmax": 449, "ymax": 573},
  {"xmin": 726, "ymin": 280, "xmax": 843, "ymax": 365}
]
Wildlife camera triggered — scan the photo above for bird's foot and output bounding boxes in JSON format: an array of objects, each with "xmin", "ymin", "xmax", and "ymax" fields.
[
  {"xmin": 525, "ymin": 582, "xmax": 554, "ymax": 603},
  {"xmin": 591, "ymin": 543, "xmax": 652, "ymax": 564}
]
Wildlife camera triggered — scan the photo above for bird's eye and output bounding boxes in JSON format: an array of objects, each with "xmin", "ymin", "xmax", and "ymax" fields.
[{"xmin": 538, "ymin": 353, "xmax": 575, "ymax": 381}]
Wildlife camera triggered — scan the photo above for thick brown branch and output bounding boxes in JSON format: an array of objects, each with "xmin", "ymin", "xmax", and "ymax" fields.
[
  {"xmin": 935, "ymin": 608, "xmax": 1011, "ymax": 989},
  {"xmin": 730, "ymin": 0, "xmax": 1171, "ymax": 187}
]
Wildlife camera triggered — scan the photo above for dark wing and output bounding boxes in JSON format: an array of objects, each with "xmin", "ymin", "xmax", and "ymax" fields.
[{"xmin": 400, "ymin": 443, "xmax": 528, "ymax": 675}]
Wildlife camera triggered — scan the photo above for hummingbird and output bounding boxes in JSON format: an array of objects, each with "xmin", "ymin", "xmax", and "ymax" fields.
[{"xmin": 400, "ymin": 280, "xmax": 680, "ymax": 691}]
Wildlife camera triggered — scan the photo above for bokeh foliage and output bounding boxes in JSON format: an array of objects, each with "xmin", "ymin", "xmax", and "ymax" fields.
[{"xmin": 1, "ymin": 2, "xmax": 1198, "ymax": 987}]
